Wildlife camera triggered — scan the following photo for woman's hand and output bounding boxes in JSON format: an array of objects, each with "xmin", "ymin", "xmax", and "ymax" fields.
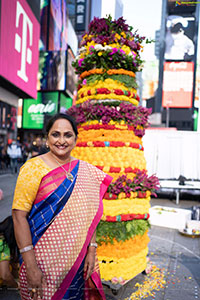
[
  {"xmin": 84, "ymin": 247, "xmax": 96, "ymax": 280},
  {"xmin": 26, "ymin": 265, "xmax": 46, "ymax": 299},
  {"xmin": 12, "ymin": 210, "xmax": 47, "ymax": 299}
]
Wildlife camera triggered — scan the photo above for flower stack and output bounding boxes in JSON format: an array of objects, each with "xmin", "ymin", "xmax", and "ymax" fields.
[{"xmin": 69, "ymin": 16, "xmax": 159, "ymax": 284}]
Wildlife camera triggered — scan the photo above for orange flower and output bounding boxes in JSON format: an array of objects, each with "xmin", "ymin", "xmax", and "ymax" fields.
[
  {"xmin": 107, "ymin": 69, "xmax": 136, "ymax": 77},
  {"xmin": 80, "ymin": 69, "xmax": 104, "ymax": 79},
  {"xmin": 97, "ymin": 231, "xmax": 149, "ymax": 259}
]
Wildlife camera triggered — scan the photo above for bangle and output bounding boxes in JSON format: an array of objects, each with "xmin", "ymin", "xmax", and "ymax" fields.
[
  {"xmin": 19, "ymin": 245, "xmax": 33, "ymax": 254},
  {"xmin": 89, "ymin": 242, "xmax": 98, "ymax": 248}
]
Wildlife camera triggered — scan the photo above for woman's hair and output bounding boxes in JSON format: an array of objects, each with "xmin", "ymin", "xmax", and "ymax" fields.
[
  {"xmin": 45, "ymin": 113, "xmax": 78, "ymax": 137},
  {"xmin": 0, "ymin": 216, "xmax": 19, "ymax": 261}
]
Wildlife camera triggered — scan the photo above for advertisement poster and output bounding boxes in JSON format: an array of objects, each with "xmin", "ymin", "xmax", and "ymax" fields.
[
  {"xmin": 162, "ymin": 61, "xmax": 194, "ymax": 108},
  {"xmin": 23, "ymin": 92, "xmax": 58, "ymax": 129},
  {"xmin": 38, "ymin": 51, "xmax": 66, "ymax": 91},
  {"xmin": 0, "ymin": 0, "xmax": 40, "ymax": 98},
  {"xmin": 165, "ymin": 15, "xmax": 195, "ymax": 61}
]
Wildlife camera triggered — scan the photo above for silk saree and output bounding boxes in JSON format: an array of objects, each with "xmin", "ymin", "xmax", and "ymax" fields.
[{"xmin": 19, "ymin": 159, "xmax": 112, "ymax": 300}]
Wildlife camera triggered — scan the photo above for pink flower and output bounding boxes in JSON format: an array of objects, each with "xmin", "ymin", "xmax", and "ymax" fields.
[
  {"xmin": 78, "ymin": 58, "xmax": 84, "ymax": 67},
  {"xmin": 132, "ymin": 51, "xmax": 136, "ymax": 59},
  {"xmin": 120, "ymin": 49, "xmax": 126, "ymax": 55},
  {"xmin": 82, "ymin": 79, "xmax": 87, "ymax": 85},
  {"xmin": 109, "ymin": 47, "xmax": 118, "ymax": 56}
]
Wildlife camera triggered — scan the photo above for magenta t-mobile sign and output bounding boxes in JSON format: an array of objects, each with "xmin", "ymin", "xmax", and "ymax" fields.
[{"xmin": 0, "ymin": 0, "xmax": 40, "ymax": 99}]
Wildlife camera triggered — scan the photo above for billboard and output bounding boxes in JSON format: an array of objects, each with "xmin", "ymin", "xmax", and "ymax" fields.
[
  {"xmin": 60, "ymin": 94, "xmax": 73, "ymax": 113},
  {"xmin": 38, "ymin": 51, "xmax": 67, "ymax": 91},
  {"xmin": 66, "ymin": 48, "xmax": 78, "ymax": 95},
  {"xmin": 0, "ymin": 0, "xmax": 40, "ymax": 99},
  {"xmin": 165, "ymin": 15, "xmax": 195, "ymax": 61},
  {"xmin": 75, "ymin": 0, "xmax": 87, "ymax": 31},
  {"xmin": 40, "ymin": 0, "xmax": 49, "ymax": 51},
  {"xmin": 49, "ymin": 0, "xmax": 68, "ymax": 51},
  {"xmin": 22, "ymin": 92, "xmax": 58, "ymax": 129},
  {"xmin": 0, "ymin": 101, "xmax": 17, "ymax": 131},
  {"xmin": 162, "ymin": 61, "xmax": 194, "ymax": 108}
]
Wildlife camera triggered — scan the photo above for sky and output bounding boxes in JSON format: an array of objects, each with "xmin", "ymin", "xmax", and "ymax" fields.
[{"xmin": 121, "ymin": 0, "xmax": 163, "ymax": 60}]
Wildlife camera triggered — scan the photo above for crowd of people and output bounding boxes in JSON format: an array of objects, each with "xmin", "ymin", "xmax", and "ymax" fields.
[{"xmin": 0, "ymin": 137, "xmax": 48, "ymax": 174}]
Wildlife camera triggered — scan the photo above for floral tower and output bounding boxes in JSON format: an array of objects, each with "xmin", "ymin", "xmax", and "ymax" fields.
[{"xmin": 68, "ymin": 16, "xmax": 159, "ymax": 284}]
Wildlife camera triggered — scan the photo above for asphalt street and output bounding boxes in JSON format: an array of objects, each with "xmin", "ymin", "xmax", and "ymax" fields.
[{"xmin": 0, "ymin": 172, "xmax": 200, "ymax": 300}]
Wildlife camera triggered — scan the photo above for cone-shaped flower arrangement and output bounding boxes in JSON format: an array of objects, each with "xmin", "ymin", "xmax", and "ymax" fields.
[{"xmin": 68, "ymin": 16, "xmax": 159, "ymax": 284}]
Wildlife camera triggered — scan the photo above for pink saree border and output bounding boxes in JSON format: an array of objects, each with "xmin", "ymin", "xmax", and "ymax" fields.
[
  {"xmin": 34, "ymin": 160, "xmax": 79, "ymax": 204},
  {"xmin": 51, "ymin": 174, "xmax": 112, "ymax": 300}
]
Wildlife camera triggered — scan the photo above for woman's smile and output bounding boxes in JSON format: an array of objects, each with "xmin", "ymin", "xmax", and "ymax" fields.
[{"xmin": 47, "ymin": 119, "xmax": 77, "ymax": 160}]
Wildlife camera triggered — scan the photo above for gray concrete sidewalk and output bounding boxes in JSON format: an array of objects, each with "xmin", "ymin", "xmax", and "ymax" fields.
[
  {"xmin": 0, "ymin": 173, "xmax": 18, "ymax": 222},
  {"xmin": 0, "ymin": 173, "xmax": 200, "ymax": 300}
]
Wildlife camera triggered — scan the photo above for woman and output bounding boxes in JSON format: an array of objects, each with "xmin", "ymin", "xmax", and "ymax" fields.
[
  {"xmin": 12, "ymin": 113, "xmax": 112, "ymax": 300},
  {"xmin": 0, "ymin": 216, "xmax": 19, "ymax": 288}
]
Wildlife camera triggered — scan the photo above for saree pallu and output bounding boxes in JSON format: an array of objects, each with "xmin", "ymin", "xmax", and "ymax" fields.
[{"xmin": 19, "ymin": 160, "xmax": 112, "ymax": 300}]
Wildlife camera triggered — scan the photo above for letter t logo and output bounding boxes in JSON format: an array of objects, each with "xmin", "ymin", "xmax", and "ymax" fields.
[{"xmin": 15, "ymin": 1, "xmax": 33, "ymax": 82}]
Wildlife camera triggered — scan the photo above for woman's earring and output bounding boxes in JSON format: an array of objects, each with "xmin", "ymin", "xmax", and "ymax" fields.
[{"xmin": 46, "ymin": 143, "xmax": 49, "ymax": 148}]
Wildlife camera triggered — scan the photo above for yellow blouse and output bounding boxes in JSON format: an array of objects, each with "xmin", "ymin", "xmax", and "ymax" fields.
[{"xmin": 12, "ymin": 157, "xmax": 52, "ymax": 212}]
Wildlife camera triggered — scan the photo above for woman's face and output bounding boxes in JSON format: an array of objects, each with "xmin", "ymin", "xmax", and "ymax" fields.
[{"xmin": 47, "ymin": 118, "xmax": 77, "ymax": 159}]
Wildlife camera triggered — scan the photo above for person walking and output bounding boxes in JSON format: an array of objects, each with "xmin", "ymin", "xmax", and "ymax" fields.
[
  {"xmin": 7, "ymin": 140, "xmax": 22, "ymax": 173},
  {"xmin": 12, "ymin": 113, "xmax": 112, "ymax": 300}
]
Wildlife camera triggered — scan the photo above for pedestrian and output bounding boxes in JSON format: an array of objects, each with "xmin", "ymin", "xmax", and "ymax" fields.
[
  {"xmin": 0, "ymin": 142, "xmax": 3, "ymax": 170},
  {"xmin": 12, "ymin": 113, "xmax": 112, "ymax": 300},
  {"xmin": 7, "ymin": 140, "xmax": 22, "ymax": 173},
  {"xmin": 0, "ymin": 142, "xmax": 8, "ymax": 170},
  {"xmin": 0, "ymin": 216, "xmax": 19, "ymax": 288},
  {"xmin": 31, "ymin": 136, "xmax": 48, "ymax": 157}
]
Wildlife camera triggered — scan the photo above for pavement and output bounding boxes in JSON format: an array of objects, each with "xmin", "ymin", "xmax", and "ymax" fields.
[{"xmin": 0, "ymin": 172, "xmax": 200, "ymax": 300}]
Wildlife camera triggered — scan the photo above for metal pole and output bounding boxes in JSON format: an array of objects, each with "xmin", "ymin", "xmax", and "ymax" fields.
[
  {"xmin": 166, "ymin": 105, "xmax": 170, "ymax": 127},
  {"xmin": 198, "ymin": 87, "xmax": 200, "ymax": 132}
]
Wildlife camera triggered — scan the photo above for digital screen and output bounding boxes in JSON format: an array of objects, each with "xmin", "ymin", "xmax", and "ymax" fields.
[
  {"xmin": 167, "ymin": 0, "xmax": 196, "ymax": 14},
  {"xmin": 0, "ymin": 0, "xmax": 40, "ymax": 99},
  {"xmin": 60, "ymin": 94, "xmax": 73, "ymax": 113},
  {"xmin": 38, "ymin": 51, "xmax": 67, "ymax": 91},
  {"xmin": 40, "ymin": 0, "xmax": 49, "ymax": 51},
  {"xmin": 22, "ymin": 92, "xmax": 58, "ymax": 129},
  {"xmin": 66, "ymin": 48, "xmax": 78, "ymax": 95},
  {"xmin": 165, "ymin": 15, "xmax": 195, "ymax": 61},
  {"xmin": 162, "ymin": 61, "xmax": 194, "ymax": 108},
  {"xmin": 49, "ymin": 0, "xmax": 68, "ymax": 51}
]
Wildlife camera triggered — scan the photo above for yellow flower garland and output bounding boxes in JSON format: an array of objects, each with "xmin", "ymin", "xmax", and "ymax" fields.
[
  {"xmin": 98, "ymin": 247, "xmax": 148, "ymax": 281},
  {"xmin": 102, "ymin": 197, "xmax": 150, "ymax": 216},
  {"xmin": 72, "ymin": 147, "xmax": 146, "ymax": 169},
  {"xmin": 77, "ymin": 128, "xmax": 143, "ymax": 144},
  {"xmin": 76, "ymin": 93, "xmax": 139, "ymax": 106},
  {"xmin": 78, "ymin": 79, "xmax": 137, "ymax": 97}
]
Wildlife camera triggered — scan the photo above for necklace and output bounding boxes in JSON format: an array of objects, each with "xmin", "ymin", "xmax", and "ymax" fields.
[{"xmin": 50, "ymin": 153, "xmax": 74, "ymax": 181}]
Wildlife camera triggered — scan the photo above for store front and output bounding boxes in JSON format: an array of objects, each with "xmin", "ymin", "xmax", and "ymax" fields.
[{"xmin": 0, "ymin": 100, "xmax": 17, "ymax": 144}]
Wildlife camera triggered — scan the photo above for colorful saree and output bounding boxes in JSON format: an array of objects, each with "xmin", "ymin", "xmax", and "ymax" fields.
[{"xmin": 19, "ymin": 159, "xmax": 112, "ymax": 300}]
